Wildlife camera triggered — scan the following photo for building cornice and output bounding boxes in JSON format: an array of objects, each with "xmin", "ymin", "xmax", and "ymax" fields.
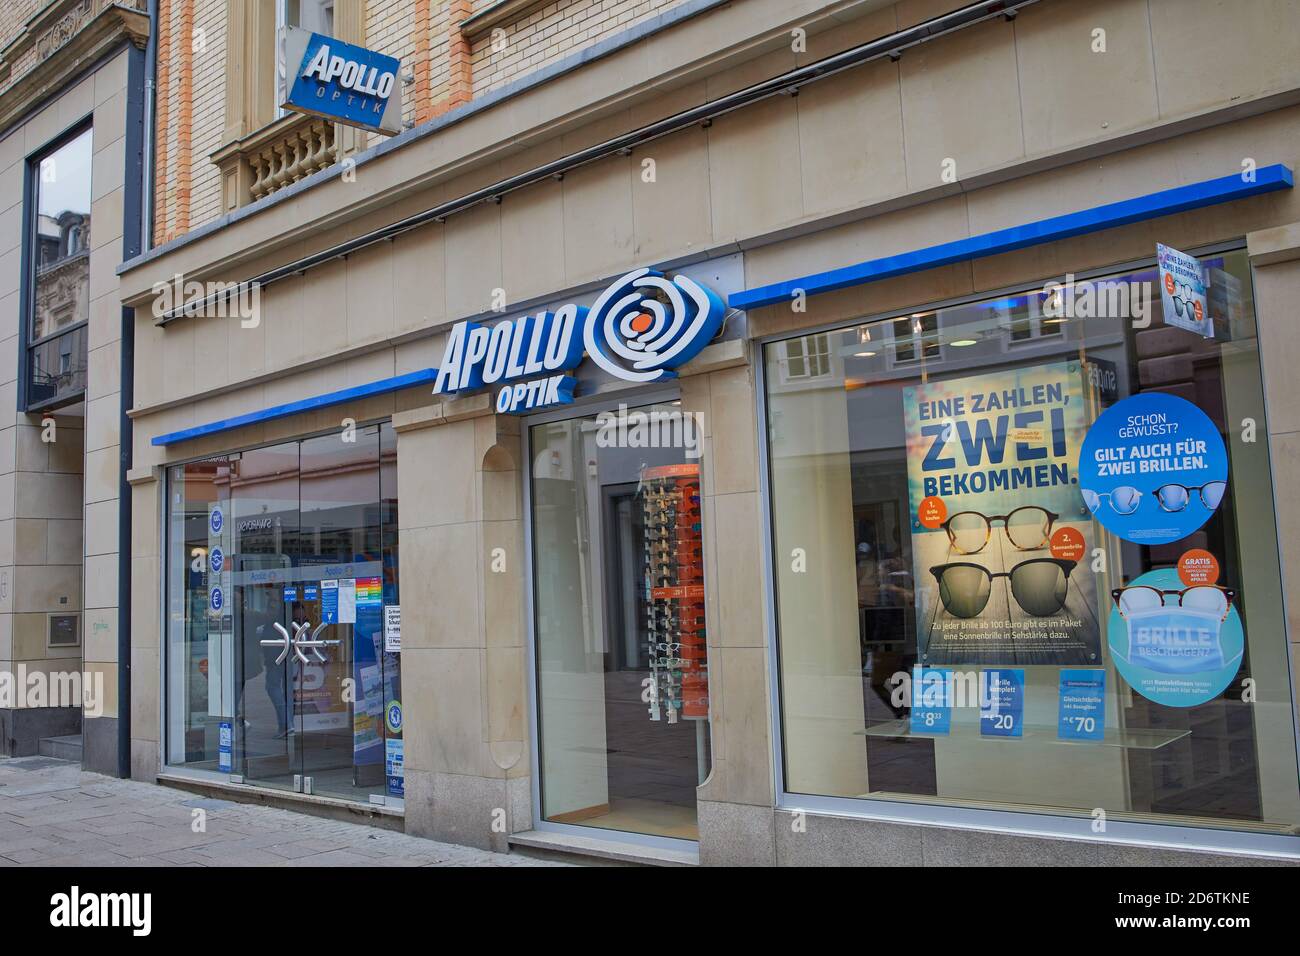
[{"xmin": 0, "ymin": 0, "xmax": 149, "ymax": 134}]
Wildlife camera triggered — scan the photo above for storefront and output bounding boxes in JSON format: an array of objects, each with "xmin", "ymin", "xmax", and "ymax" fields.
[{"xmin": 115, "ymin": 0, "xmax": 1300, "ymax": 865}]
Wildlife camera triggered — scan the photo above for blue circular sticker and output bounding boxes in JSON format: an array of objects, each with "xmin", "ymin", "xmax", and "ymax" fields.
[
  {"xmin": 209, "ymin": 547, "xmax": 224, "ymax": 573},
  {"xmin": 1078, "ymin": 393, "xmax": 1227, "ymax": 545},
  {"xmin": 210, "ymin": 586, "xmax": 224, "ymax": 612},
  {"xmin": 1108, "ymin": 568, "xmax": 1242, "ymax": 708},
  {"xmin": 209, "ymin": 507, "xmax": 224, "ymax": 535},
  {"xmin": 385, "ymin": 700, "xmax": 403, "ymax": 734}
]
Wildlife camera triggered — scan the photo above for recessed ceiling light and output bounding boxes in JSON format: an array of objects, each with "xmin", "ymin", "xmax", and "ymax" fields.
[
  {"xmin": 854, "ymin": 350, "xmax": 876, "ymax": 357},
  {"xmin": 950, "ymin": 338, "xmax": 977, "ymax": 347}
]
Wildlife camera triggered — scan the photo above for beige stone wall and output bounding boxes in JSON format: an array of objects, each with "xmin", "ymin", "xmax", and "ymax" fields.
[{"xmin": 0, "ymin": 48, "xmax": 132, "ymax": 729}]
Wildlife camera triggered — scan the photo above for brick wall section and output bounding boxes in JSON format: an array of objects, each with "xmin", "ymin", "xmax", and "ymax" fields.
[
  {"xmin": 152, "ymin": 0, "xmax": 694, "ymax": 238},
  {"xmin": 153, "ymin": 0, "xmax": 172, "ymax": 245},
  {"xmin": 470, "ymin": 0, "xmax": 679, "ymax": 96},
  {"xmin": 412, "ymin": 0, "xmax": 432, "ymax": 124},
  {"xmin": 174, "ymin": 0, "xmax": 195, "ymax": 235},
  {"xmin": 0, "ymin": 0, "xmax": 48, "ymax": 93},
  {"xmin": 188, "ymin": 0, "xmax": 226, "ymax": 229},
  {"xmin": 445, "ymin": 0, "xmax": 473, "ymax": 113}
]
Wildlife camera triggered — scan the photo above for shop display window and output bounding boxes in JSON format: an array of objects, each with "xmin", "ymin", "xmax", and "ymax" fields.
[
  {"xmin": 762, "ymin": 248, "xmax": 1300, "ymax": 836},
  {"xmin": 529, "ymin": 401, "xmax": 712, "ymax": 842}
]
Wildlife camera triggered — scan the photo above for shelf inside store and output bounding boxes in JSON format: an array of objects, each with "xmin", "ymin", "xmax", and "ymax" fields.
[{"xmin": 859, "ymin": 719, "xmax": 1190, "ymax": 751}]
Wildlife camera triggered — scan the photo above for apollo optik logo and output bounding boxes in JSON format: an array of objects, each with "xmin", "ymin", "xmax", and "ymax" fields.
[{"xmin": 49, "ymin": 886, "xmax": 151, "ymax": 936}]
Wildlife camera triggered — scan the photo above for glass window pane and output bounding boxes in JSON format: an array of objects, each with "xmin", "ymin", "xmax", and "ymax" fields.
[
  {"xmin": 763, "ymin": 249, "xmax": 1300, "ymax": 834},
  {"xmin": 29, "ymin": 127, "xmax": 92, "ymax": 406},
  {"xmin": 530, "ymin": 402, "xmax": 711, "ymax": 841}
]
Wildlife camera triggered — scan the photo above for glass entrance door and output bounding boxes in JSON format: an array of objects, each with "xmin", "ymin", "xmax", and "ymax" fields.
[{"xmin": 166, "ymin": 425, "xmax": 403, "ymax": 805}]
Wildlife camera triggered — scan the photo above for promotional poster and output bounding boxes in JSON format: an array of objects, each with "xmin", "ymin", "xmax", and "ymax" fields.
[{"xmin": 904, "ymin": 363, "xmax": 1101, "ymax": 666}]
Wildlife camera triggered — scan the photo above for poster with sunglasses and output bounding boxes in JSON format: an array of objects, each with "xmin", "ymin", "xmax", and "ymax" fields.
[
  {"xmin": 1108, "ymin": 568, "xmax": 1243, "ymax": 707},
  {"xmin": 1078, "ymin": 392, "xmax": 1228, "ymax": 546},
  {"xmin": 903, "ymin": 363, "xmax": 1101, "ymax": 666},
  {"xmin": 1157, "ymin": 243, "xmax": 1214, "ymax": 338}
]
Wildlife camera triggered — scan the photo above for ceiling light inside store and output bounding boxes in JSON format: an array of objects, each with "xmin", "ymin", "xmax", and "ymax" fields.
[{"xmin": 950, "ymin": 339, "xmax": 977, "ymax": 347}]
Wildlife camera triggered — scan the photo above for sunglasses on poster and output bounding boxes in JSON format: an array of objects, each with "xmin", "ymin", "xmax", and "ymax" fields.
[
  {"xmin": 929, "ymin": 558, "xmax": 1076, "ymax": 618},
  {"xmin": 941, "ymin": 506, "xmax": 1059, "ymax": 555},
  {"xmin": 1111, "ymin": 584, "xmax": 1236, "ymax": 622}
]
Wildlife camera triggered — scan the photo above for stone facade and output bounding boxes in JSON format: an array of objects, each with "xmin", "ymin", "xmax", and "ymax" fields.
[{"xmin": 106, "ymin": 0, "xmax": 1300, "ymax": 864}]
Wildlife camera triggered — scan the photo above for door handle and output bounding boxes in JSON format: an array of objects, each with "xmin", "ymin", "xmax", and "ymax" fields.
[
  {"xmin": 295, "ymin": 621, "xmax": 341, "ymax": 663},
  {"xmin": 260, "ymin": 621, "xmax": 340, "ymax": 665}
]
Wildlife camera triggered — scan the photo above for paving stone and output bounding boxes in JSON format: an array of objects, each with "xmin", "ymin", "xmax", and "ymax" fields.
[{"xmin": 0, "ymin": 756, "xmax": 568, "ymax": 867}]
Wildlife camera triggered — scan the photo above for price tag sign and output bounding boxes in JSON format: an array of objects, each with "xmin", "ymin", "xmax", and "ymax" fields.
[{"xmin": 1057, "ymin": 669, "xmax": 1105, "ymax": 741}]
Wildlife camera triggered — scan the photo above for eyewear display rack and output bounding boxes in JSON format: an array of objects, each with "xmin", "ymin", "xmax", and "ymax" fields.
[{"xmin": 641, "ymin": 464, "xmax": 709, "ymax": 773}]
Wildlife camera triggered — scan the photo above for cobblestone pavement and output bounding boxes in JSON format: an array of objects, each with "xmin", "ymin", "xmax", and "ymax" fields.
[{"xmin": 0, "ymin": 756, "xmax": 567, "ymax": 866}]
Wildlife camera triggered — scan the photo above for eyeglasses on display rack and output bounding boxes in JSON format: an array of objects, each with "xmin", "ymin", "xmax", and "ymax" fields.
[
  {"xmin": 1111, "ymin": 584, "xmax": 1237, "ymax": 622},
  {"xmin": 929, "ymin": 558, "xmax": 1077, "ymax": 618},
  {"xmin": 940, "ymin": 506, "xmax": 1059, "ymax": 554}
]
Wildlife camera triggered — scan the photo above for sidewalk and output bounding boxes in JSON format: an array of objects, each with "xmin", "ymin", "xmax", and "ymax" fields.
[{"xmin": 0, "ymin": 756, "xmax": 567, "ymax": 867}]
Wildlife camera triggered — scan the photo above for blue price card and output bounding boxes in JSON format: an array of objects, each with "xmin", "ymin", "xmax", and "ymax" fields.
[
  {"xmin": 218, "ymin": 721, "xmax": 233, "ymax": 773},
  {"xmin": 909, "ymin": 667, "xmax": 953, "ymax": 735},
  {"xmin": 1058, "ymin": 669, "xmax": 1106, "ymax": 741},
  {"xmin": 980, "ymin": 669, "xmax": 1025, "ymax": 737}
]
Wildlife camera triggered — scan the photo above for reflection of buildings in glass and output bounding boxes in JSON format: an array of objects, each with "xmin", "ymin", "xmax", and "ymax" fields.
[{"xmin": 32, "ymin": 208, "xmax": 90, "ymax": 387}]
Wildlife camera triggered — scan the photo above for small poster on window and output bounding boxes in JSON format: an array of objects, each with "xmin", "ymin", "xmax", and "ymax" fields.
[
  {"xmin": 902, "ymin": 363, "xmax": 1102, "ymax": 666},
  {"xmin": 1157, "ymin": 243, "xmax": 1214, "ymax": 338}
]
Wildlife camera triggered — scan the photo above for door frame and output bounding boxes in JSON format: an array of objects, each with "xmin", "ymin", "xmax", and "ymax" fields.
[
  {"xmin": 521, "ymin": 388, "xmax": 704, "ymax": 853},
  {"xmin": 157, "ymin": 418, "xmax": 399, "ymax": 803}
]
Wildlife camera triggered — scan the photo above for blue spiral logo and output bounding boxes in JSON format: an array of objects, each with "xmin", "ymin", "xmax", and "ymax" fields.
[{"xmin": 582, "ymin": 268, "xmax": 726, "ymax": 383}]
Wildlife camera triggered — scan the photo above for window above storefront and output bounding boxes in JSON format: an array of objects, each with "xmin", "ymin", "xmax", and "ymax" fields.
[{"xmin": 21, "ymin": 124, "xmax": 93, "ymax": 412}]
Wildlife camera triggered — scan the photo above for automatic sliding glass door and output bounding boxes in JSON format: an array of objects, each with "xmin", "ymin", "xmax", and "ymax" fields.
[{"xmin": 166, "ymin": 425, "xmax": 403, "ymax": 805}]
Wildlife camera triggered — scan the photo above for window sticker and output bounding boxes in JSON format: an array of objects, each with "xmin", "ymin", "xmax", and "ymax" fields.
[
  {"xmin": 903, "ymin": 363, "xmax": 1100, "ymax": 666},
  {"xmin": 1079, "ymin": 393, "xmax": 1228, "ymax": 546},
  {"xmin": 1108, "ymin": 567, "xmax": 1243, "ymax": 707}
]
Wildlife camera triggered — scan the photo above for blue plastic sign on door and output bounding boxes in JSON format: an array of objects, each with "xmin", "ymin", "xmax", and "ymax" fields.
[
  {"xmin": 909, "ymin": 667, "xmax": 953, "ymax": 735},
  {"xmin": 1058, "ymin": 669, "xmax": 1106, "ymax": 740},
  {"xmin": 304, "ymin": 585, "xmax": 318, "ymax": 602},
  {"xmin": 209, "ymin": 507, "xmax": 223, "ymax": 535},
  {"xmin": 209, "ymin": 586, "xmax": 223, "ymax": 612},
  {"xmin": 281, "ymin": 26, "xmax": 402, "ymax": 135},
  {"xmin": 209, "ymin": 546, "xmax": 223, "ymax": 574},
  {"xmin": 218, "ymin": 721, "xmax": 232, "ymax": 773},
  {"xmin": 1078, "ymin": 392, "xmax": 1228, "ymax": 546},
  {"xmin": 980, "ymin": 669, "xmax": 1025, "ymax": 737},
  {"xmin": 283, "ymin": 586, "xmax": 298, "ymax": 603}
]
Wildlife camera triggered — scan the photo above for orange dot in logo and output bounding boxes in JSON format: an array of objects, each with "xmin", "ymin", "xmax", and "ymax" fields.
[{"xmin": 629, "ymin": 312, "xmax": 653, "ymax": 334}]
